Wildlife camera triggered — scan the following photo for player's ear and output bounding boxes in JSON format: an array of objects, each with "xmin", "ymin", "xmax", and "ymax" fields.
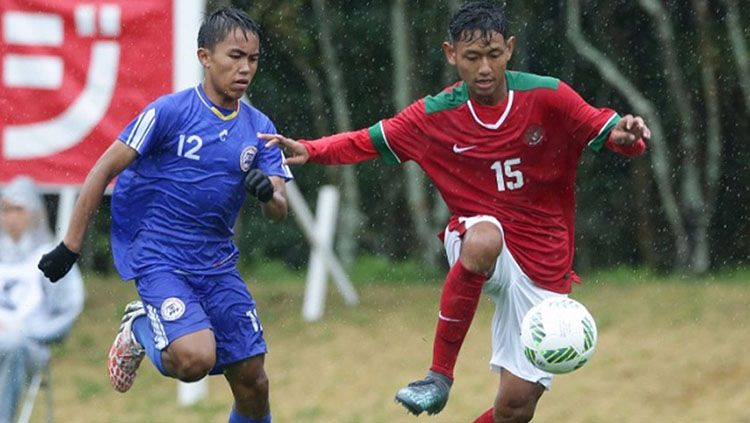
[
  {"xmin": 505, "ymin": 35, "xmax": 516, "ymax": 60},
  {"xmin": 442, "ymin": 41, "xmax": 457, "ymax": 66},
  {"xmin": 197, "ymin": 47, "xmax": 211, "ymax": 68}
]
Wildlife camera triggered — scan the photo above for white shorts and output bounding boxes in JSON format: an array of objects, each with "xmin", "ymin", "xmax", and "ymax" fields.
[{"xmin": 444, "ymin": 215, "xmax": 567, "ymax": 390}]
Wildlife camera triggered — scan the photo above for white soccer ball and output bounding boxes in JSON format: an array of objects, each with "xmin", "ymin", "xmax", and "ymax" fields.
[{"xmin": 520, "ymin": 297, "xmax": 597, "ymax": 374}]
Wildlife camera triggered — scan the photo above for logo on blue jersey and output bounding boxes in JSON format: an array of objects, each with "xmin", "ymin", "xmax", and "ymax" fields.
[
  {"xmin": 219, "ymin": 129, "xmax": 228, "ymax": 142},
  {"xmin": 160, "ymin": 297, "xmax": 186, "ymax": 321},
  {"xmin": 240, "ymin": 146, "xmax": 258, "ymax": 172}
]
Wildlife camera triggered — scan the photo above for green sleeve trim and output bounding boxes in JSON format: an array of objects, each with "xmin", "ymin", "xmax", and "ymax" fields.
[
  {"xmin": 587, "ymin": 113, "xmax": 621, "ymax": 152},
  {"xmin": 424, "ymin": 82, "xmax": 470, "ymax": 114},
  {"xmin": 368, "ymin": 121, "xmax": 401, "ymax": 165},
  {"xmin": 505, "ymin": 70, "xmax": 559, "ymax": 91}
]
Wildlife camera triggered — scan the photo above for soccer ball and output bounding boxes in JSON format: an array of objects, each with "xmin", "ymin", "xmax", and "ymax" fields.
[{"xmin": 520, "ymin": 297, "xmax": 597, "ymax": 374}]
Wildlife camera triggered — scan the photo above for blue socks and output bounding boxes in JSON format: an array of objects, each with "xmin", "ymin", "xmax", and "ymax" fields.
[
  {"xmin": 131, "ymin": 315, "xmax": 168, "ymax": 376},
  {"xmin": 229, "ymin": 407, "xmax": 271, "ymax": 423}
]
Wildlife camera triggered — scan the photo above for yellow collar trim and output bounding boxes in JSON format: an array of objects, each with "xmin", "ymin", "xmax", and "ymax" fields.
[
  {"xmin": 195, "ymin": 85, "xmax": 240, "ymax": 121},
  {"xmin": 209, "ymin": 105, "xmax": 239, "ymax": 121}
]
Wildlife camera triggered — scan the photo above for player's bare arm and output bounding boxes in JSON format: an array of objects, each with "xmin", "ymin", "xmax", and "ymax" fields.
[
  {"xmin": 40, "ymin": 141, "xmax": 137, "ymax": 282},
  {"xmin": 64, "ymin": 142, "xmax": 138, "ymax": 252},
  {"xmin": 259, "ymin": 176, "xmax": 288, "ymax": 222},
  {"xmin": 609, "ymin": 114, "xmax": 652, "ymax": 145},
  {"xmin": 258, "ymin": 133, "xmax": 309, "ymax": 165}
]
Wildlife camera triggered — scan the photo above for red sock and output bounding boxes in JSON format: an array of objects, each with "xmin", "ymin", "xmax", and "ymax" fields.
[
  {"xmin": 430, "ymin": 259, "xmax": 486, "ymax": 380},
  {"xmin": 473, "ymin": 407, "xmax": 494, "ymax": 423}
]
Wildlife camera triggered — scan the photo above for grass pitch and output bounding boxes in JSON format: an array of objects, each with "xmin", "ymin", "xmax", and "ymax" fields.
[{"xmin": 31, "ymin": 268, "xmax": 750, "ymax": 422}]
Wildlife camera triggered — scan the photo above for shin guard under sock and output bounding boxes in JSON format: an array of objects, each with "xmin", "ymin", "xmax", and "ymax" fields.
[
  {"xmin": 131, "ymin": 315, "xmax": 168, "ymax": 376},
  {"xmin": 430, "ymin": 259, "xmax": 487, "ymax": 379}
]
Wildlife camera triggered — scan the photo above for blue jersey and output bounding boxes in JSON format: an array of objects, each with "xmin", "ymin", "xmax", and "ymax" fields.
[{"xmin": 111, "ymin": 85, "xmax": 292, "ymax": 280}]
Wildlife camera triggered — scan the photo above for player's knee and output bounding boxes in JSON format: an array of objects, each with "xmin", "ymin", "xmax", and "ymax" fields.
[
  {"xmin": 170, "ymin": 347, "xmax": 215, "ymax": 382},
  {"xmin": 494, "ymin": 394, "xmax": 539, "ymax": 423},
  {"xmin": 461, "ymin": 223, "xmax": 503, "ymax": 273},
  {"xmin": 493, "ymin": 403, "xmax": 536, "ymax": 423},
  {"xmin": 235, "ymin": 369, "xmax": 269, "ymax": 404},
  {"xmin": 248, "ymin": 369, "xmax": 269, "ymax": 396}
]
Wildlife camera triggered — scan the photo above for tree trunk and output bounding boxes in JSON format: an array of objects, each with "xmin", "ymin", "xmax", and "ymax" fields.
[
  {"xmin": 430, "ymin": 0, "xmax": 458, "ymax": 259},
  {"xmin": 390, "ymin": 0, "xmax": 442, "ymax": 266},
  {"xmin": 637, "ymin": 0, "xmax": 708, "ymax": 273},
  {"xmin": 288, "ymin": 55, "xmax": 330, "ymax": 138},
  {"xmin": 633, "ymin": 158, "xmax": 659, "ymax": 268},
  {"xmin": 721, "ymin": 0, "xmax": 750, "ymax": 111},
  {"xmin": 311, "ymin": 0, "xmax": 363, "ymax": 266},
  {"xmin": 566, "ymin": 0, "xmax": 690, "ymax": 268},
  {"xmin": 692, "ymin": 0, "xmax": 722, "ymax": 272},
  {"xmin": 507, "ymin": 0, "xmax": 532, "ymax": 71},
  {"xmin": 286, "ymin": 51, "xmax": 344, "ymax": 186},
  {"xmin": 441, "ymin": 0, "xmax": 461, "ymax": 85}
]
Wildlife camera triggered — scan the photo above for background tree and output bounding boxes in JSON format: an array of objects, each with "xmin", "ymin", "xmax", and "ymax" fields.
[{"xmin": 80, "ymin": 0, "xmax": 747, "ymax": 276}]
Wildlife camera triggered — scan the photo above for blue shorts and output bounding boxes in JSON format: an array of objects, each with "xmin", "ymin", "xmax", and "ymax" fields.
[{"xmin": 134, "ymin": 270, "xmax": 267, "ymax": 375}]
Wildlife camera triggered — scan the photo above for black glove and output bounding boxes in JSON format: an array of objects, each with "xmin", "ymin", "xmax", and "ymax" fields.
[
  {"xmin": 38, "ymin": 241, "xmax": 79, "ymax": 283},
  {"xmin": 244, "ymin": 169, "xmax": 274, "ymax": 203}
]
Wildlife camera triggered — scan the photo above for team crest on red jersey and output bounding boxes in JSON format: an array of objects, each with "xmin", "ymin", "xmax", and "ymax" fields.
[{"xmin": 523, "ymin": 124, "xmax": 545, "ymax": 146}]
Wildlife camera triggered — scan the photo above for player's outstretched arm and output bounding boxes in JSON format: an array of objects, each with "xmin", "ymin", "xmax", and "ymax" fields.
[
  {"xmin": 244, "ymin": 170, "xmax": 288, "ymax": 222},
  {"xmin": 605, "ymin": 114, "xmax": 651, "ymax": 157},
  {"xmin": 38, "ymin": 142, "xmax": 137, "ymax": 282},
  {"xmin": 609, "ymin": 114, "xmax": 651, "ymax": 145},
  {"xmin": 259, "ymin": 176, "xmax": 288, "ymax": 222},
  {"xmin": 258, "ymin": 133, "xmax": 310, "ymax": 165}
]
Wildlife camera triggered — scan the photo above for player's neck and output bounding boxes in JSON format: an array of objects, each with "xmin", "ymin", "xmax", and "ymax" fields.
[
  {"xmin": 470, "ymin": 81, "xmax": 508, "ymax": 107},
  {"xmin": 201, "ymin": 81, "xmax": 238, "ymax": 110}
]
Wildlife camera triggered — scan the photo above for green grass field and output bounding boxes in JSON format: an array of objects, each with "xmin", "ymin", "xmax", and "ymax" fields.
[{"xmin": 28, "ymin": 267, "xmax": 750, "ymax": 422}]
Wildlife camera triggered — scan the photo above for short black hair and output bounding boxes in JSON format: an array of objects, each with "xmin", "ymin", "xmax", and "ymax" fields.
[
  {"xmin": 197, "ymin": 6, "xmax": 261, "ymax": 50},
  {"xmin": 449, "ymin": 1, "xmax": 510, "ymax": 44}
]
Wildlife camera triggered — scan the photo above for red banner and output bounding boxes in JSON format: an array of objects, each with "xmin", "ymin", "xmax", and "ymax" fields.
[{"xmin": 0, "ymin": 0, "xmax": 174, "ymax": 185}]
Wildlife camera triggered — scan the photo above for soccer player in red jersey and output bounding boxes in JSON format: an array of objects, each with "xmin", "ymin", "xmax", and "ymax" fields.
[{"xmin": 262, "ymin": 1, "xmax": 650, "ymax": 421}]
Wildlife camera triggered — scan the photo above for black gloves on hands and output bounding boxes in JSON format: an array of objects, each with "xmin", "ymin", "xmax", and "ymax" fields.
[
  {"xmin": 38, "ymin": 241, "xmax": 79, "ymax": 283},
  {"xmin": 244, "ymin": 169, "xmax": 274, "ymax": 203}
]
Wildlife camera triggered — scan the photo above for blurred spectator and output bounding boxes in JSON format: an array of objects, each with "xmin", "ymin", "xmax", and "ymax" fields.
[{"xmin": 0, "ymin": 176, "xmax": 84, "ymax": 421}]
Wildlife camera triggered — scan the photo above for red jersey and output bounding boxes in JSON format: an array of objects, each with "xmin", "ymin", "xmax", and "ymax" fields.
[{"xmin": 301, "ymin": 71, "xmax": 646, "ymax": 293}]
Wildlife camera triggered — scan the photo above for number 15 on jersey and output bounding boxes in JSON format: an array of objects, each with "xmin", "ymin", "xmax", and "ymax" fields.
[{"xmin": 491, "ymin": 158, "xmax": 524, "ymax": 191}]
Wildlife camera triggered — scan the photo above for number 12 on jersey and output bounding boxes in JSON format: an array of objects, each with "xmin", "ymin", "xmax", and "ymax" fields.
[
  {"xmin": 491, "ymin": 158, "xmax": 524, "ymax": 191},
  {"xmin": 177, "ymin": 134, "xmax": 203, "ymax": 160}
]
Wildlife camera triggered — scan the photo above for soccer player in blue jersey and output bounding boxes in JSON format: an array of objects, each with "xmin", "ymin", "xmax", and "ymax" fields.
[{"xmin": 37, "ymin": 7, "xmax": 290, "ymax": 423}]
